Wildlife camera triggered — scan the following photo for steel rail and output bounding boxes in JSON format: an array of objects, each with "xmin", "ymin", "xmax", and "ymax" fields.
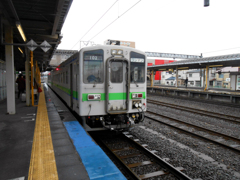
[
  {"xmin": 148, "ymin": 93, "xmax": 240, "ymax": 108},
  {"xmin": 147, "ymin": 99, "xmax": 240, "ymax": 124},
  {"xmin": 145, "ymin": 111, "xmax": 240, "ymax": 154},
  {"xmin": 98, "ymin": 134, "xmax": 192, "ymax": 180}
]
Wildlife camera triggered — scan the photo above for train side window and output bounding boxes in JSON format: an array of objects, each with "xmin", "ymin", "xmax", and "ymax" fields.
[
  {"xmin": 130, "ymin": 52, "xmax": 145, "ymax": 83},
  {"xmin": 66, "ymin": 71, "xmax": 68, "ymax": 84},
  {"xmin": 83, "ymin": 49, "xmax": 104, "ymax": 84}
]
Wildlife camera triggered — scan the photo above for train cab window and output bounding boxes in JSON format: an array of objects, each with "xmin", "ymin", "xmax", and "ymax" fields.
[
  {"xmin": 83, "ymin": 50, "xmax": 104, "ymax": 83},
  {"xmin": 130, "ymin": 52, "xmax": 145, "ymax": 83},
  {"xmin": 111, "ymin": 62, "xmax": 123, "ymax": 83}
]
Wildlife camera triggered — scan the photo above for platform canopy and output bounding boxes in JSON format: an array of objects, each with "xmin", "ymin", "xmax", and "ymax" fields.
[
  {"xmin": 147, "ymin": 53, "xmax": 240, "ymax": 71},
  {"xmin": 0, "ymin": 0, "xmax": 73, "ymax": 71}
]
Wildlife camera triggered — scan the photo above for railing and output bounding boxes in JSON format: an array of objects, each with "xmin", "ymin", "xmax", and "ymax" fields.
[{"xmin": 209, "ymin": 85, "xmax": 229, "ymax": 89}]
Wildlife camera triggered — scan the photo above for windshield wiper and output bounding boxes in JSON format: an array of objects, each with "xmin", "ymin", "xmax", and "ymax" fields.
[{"xmin": 134, "ymin": 81, "xmax": 139, "ymax": 87}]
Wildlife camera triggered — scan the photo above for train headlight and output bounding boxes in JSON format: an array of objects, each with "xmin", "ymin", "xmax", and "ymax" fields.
[
  {"xmin": 111, "ymin": 49, "xmax": 117, "ymax": 55},
  {"xmin": 132, "ymin": 114, "xmax": 135, "ymax": 118},
  {"xmin": 117, "ymin": 50, "xmax": 123, "ymax": 55},
  {"xmin": 111, "ymin": 49, "xmax": 123, "ymax": 55},
  {"xmin": 88, "ymin": 94, "xmax": 101, "ymax": 100},
  {"xmin": 138, "ymin": 103, "xmax": 142, "ymax": 107},
  {"xmin": 134, "ymin": 103, "xmax": 139, "ymax": 108}
]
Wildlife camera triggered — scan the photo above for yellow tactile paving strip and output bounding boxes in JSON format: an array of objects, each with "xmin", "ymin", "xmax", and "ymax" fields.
[{"xmin": 28, "ymin": 85, "xmax": 58, "ymax": 180}]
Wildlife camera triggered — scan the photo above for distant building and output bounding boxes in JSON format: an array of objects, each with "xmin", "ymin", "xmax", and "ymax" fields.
[
  {"xmin": 104, "ymin": 39, "xmax": 135, "ymax": 48},
  {"xmin": 155, "ymin": 66, "xmax": 239, "ymax": 90},
  {"xmin": 147, "ymin": 59, "xmax": 176, "ymax": 84},
  {"xmin": 187, "ymin": 70, "xmax": 202, "ymax": 87},
  {"xmin": 165, "ymin": 76, "xmax": 175, "ymax": 86}
]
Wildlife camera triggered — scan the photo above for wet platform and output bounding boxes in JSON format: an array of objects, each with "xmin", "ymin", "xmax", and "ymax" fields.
[
  {"xmin": 147, "ymin": 85, "xmax": 240, "ymax": 104},
  {"xmin": 0, "ymin": 84, "xmax": 126, "ymax": 180}
]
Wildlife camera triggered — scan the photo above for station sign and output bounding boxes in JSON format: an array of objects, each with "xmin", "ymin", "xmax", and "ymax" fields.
[
  {"xmin": 27, "ymin": 39, "xmax": 38, "ymax": 51},
  {"xmin": 145, "ymin": 52, "xmax": 201, "ymax": 59},
  {"xmin": 40, "ymin": 40, "xmax": 51, "ymax": 52},
  {"xmin": 26, "ymin": 39, "xmax": 51, "ymax": 52}
]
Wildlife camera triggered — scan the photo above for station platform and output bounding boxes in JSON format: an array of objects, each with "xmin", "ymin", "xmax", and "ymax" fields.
[
  {"xmin": 0, "ymin": 84, "xmax": 126, "ymax": 180},
  {"xmin": 147, "ymin": 85, "xmax": 240, "ymax": 104}
]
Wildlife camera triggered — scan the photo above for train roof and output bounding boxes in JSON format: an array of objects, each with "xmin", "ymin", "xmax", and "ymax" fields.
[{"xmin": 54, "ymin": 45, "xmax": 146, "ymax": 70}]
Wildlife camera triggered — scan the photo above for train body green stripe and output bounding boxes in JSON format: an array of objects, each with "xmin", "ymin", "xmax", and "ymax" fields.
[
  {"xmin": 53, "ymin": 83, "xmax": 78, "ymax": 99},
  {"xmin": 82, "ymin": 92, "xmax": 146, "ymax": 101},
  {"xmin": 52, "ymin": 83, "xmax": 145, "ymax": 101}
]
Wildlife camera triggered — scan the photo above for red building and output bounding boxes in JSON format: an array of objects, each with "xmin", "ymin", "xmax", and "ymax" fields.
[{"xmin": 148, "ymin": 59, "xmax": 176, "ymax": 80}]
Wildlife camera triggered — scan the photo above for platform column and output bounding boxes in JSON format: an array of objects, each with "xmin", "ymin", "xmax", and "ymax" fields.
[
  {"xmin": 5, "ymin": 25, "xmax": 16, "ymax": 114},
  {"xmin": 175, "ymin": 66, "xmax": 178, "ymax": 88},
  {"xmin": 150, "ymin": 70, "xmax": 154, "ymax": 87},
  {"xmin": 25, "ymin": 48, "xmax": 30, "ymax": 106},
  {"xmin": 30, "ymin": 51, "xmax": 35, "ymax": 106},
  {"xmin": 204, "ymin": 65, "xmax": 209, "ymax": 91}
]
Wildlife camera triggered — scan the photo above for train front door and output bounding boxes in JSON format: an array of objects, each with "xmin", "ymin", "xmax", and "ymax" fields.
[{"xmin": 106, "ymin": 59, "xmax": 129, "ymax": 114}]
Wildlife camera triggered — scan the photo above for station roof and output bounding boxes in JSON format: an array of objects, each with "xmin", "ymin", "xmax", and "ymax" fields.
[
  {"xmin": 0, "ymin": 0, "xmax": 73, "ymax": 71},
  {"xmin": 147, "ymin": 53, "xmax": 240, "ymax": 71}
]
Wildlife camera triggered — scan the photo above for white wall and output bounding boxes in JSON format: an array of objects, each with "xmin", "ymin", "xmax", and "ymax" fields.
[{"xmin": 230, "ymin": 75, "xmax": 236, "ymax": 90}]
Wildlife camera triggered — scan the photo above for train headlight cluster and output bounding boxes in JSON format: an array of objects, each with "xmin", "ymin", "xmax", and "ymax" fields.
[
  {"xmin": 111, "ymin": 49, "xmax": 123, "ymax": 55},
  {"xmin": 88, "ymin": 94, "xmax": 101, "ymax": 100},
  {"xmin": 134, "ymin": 102, "xmax": 142, "ymax": 108}
]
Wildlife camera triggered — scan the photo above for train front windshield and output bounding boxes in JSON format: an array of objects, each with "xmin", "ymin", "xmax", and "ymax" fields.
[
  {"xmin": 83, "ymin": 49, "xmax": 104, "ymax": 83},
  {"xmin": 130, "ymin": 52, "xmax": 145, "ymax": 83}
]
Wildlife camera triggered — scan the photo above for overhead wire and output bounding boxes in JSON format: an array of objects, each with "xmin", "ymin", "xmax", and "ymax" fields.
[
  {"xmin": 88, "ymin": 0, "xmax": 142, "ymax": 41},
  {"xmin": 71, "ymin": 0, "xmax": 119, "ymax": 49},
  {"xmin": 202, "ymin": 47, "xmax": 240, "ymax": 54}
]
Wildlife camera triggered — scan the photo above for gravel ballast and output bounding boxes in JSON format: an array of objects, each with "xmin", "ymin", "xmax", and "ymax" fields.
[{"xmin": 127, "ymin": 95, "xmax": 240, "ymax": 180}]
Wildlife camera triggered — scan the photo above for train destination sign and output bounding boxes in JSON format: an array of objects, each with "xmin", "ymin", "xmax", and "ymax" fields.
[
  {"xmin": 84, "ymin": 55, "xmax": 103, "ymax": 61},
  {"xmin": 131, "ymin": 58, "xmax": 144, "ymax": 63}
]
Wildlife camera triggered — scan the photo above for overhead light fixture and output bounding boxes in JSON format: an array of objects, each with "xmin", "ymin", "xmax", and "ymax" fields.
[
  {"xmin": 16, "ymin": 21, "xmax": 26, "ymax": 42},
  {"xmin": 209, "ymin": 65, "xmax": 223, "ymax": 67},
  {"xmin": 18, "ymin": 47, "xmax": 23, "ymax": 54}
]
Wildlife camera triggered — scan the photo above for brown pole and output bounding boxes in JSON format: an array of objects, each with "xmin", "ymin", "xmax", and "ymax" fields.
[{"xmin": 151, "ymin": 70, "xmax": 154, "ymax": 87}]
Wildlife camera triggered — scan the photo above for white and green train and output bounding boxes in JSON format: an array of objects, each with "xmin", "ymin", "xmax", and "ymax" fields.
[{"xmin": 48, "ymin": 45, "xmax": 147, "ymax": 131}]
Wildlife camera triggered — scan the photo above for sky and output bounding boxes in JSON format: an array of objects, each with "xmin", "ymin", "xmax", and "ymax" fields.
[{"xmin": 57, "ymin": 0, "xmax": 240, "ymax": 58}]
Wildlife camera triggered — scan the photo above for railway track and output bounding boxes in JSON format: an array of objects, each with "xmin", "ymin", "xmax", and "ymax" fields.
[
  {"xmin": 93, "ymin": 132, "xmax": 192, "ymax": 180},
  {"xmin": 147, "ymin": 99, "xmax": 240, "ymax": 124},
  {"xmin": 148, "ymin": 93, "xmax": 240, "ymax": 108},
  {"xmin": 145, "ymin": 111, "xmax": 240, "ymax": 154}
]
